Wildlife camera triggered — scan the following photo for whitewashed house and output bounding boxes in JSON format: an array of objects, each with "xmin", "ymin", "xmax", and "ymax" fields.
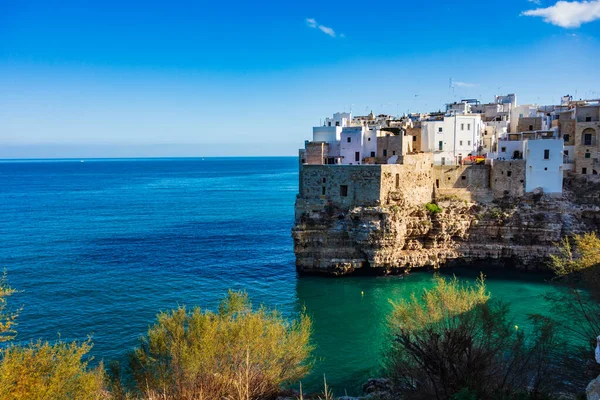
[
  {"xmin": 421, "ymin": 111, "xmax": 483, "ymax": 165},
  {"xmin": 525, "ymin": 138, "xmax": 564, "ymax": 193}
]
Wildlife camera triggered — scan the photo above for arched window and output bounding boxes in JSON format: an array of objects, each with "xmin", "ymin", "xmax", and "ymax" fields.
[{"xmin": 582, "ymin": 127, "xmax": 596, "ymax": 146}]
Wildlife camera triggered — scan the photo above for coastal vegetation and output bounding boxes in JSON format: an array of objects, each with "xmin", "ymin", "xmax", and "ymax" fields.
[
  {"xmin": 386, "ymin": 275, "xmax": 562, "ymax": 400},
  {"xmin": 121, "ymin": 291, "xmax": 312, "ymax": 400},
  {"xmin": 0, "ymin": 273, "xmax": 106, "ymax": 400},
  {"xmin": 424, "ymin": 202, "xmax": 443, "ymax": 214}
]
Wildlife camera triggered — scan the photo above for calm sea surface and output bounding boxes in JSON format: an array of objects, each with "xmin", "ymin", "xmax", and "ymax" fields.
[{"xmin": 0, "ymin": 157, "xmax": 564, "ymax": 394}]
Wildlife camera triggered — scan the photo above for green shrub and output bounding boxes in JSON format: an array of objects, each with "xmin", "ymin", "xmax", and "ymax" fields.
[
  {"xmin": 386, "ymin": 275, "xmax": 563, "ymax": 400},
  {"xmin": 0, "ymin": 274, "xmax": 107, "ymax": 400},
  {"xmin": 128, "ymin": 291, "xmax": 313, "ymax": 400},
  {"xmin": 0, "ymin": 340, "xmax": 106, "ymax": 400},
  {"xmin": 425, "ymin": 203, "xmax": 442, "ymax": 214}
]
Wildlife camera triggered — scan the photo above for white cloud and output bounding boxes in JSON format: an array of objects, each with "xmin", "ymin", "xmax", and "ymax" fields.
[
  {"xmin": 454, "ymin": 81, "xmax": 478, "ymax": 88},
  {"xmin": 521, "ymin": 0, "xmax": 600, "ymax": 28},
  {"xmin": 528, "ymin": 0, "xmax": 542, "ymax": 5},
  {"xmin": 305, "ymin": 18, "xmax": 339, "ymax": 38},
  {"xmin": 318, "ymin": 25, "xmax": 336, "ymax": 37}
]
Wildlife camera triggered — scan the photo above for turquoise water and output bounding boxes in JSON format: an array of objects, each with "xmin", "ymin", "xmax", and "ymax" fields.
[{"xmin": 0, "ymin": 157, "xmax": 563, "ymax": 394}]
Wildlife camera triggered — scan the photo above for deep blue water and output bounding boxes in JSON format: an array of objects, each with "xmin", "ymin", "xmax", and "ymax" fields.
[{"xmin": 0, "ymin": 157, "xmax": 565, "ymax": 395}]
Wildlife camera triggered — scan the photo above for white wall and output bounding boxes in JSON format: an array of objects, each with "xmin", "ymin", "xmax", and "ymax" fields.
[
  {"xmin": 497, "ymin": 140, "xmax": 524, "ymax": 160},
  {"xmin": 340, "ymin": 127, "xmax": 364, "ymax": 165},
  {"xmin": 525, "ymin": 139, "xmax": 563, "ymax": 193},
  {"xmin": 313, "ymin": 126, "xmax": 342, "ymax": 143},
  {"xmin": 363, "ymin": 128, "xmax": 378, "ymax": 158},
  {"xmin": 421, "ymin": 114, "xmax": 482, "ymax": 165}
]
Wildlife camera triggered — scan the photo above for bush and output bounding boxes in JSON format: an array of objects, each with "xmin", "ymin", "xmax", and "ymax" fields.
[
  {"xmin": 0, "ymin": 273, "xmax": 107, "ymax": 399},
  {"xmin": 425, "ymin": 203, "xmax": 443, "ymax": 214},
  {"xmin": 0, "ymin": 340, "xmax": 106, "ymax": 400},
  {"xmin": 550, "ymin": 233, "xmax": 600, "ymax": 289},
  {"xmin": 127, "ymin": 291, "xmax": 313, "ymax": 400},
  {"xmin": 386, "ymin": 275, "xmax": 562, "ymax": 400},
  {"xmin": 0, "ymin": 272, "xmax": 18, "ymax": 343}
]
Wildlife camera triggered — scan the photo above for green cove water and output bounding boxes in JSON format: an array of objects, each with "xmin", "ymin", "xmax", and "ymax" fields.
[{"xmin": 0, "ymin": 157, "xmax": 567, "ymax": 395}]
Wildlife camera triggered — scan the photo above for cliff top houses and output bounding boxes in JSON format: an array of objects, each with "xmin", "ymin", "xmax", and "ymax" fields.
[{"xmin": 300, "ymin": 94, "xmax": 600, "ymax": 197}]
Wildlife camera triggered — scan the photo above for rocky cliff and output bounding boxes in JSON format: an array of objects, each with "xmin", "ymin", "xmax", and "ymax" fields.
[{"xmin": 293, "ymin": 183, "xmax": 600, "ymax": 276}]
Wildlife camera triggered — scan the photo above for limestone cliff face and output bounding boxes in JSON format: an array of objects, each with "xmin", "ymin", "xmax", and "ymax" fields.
[{"xmin": 292, "ymin": 193, "xmax": 600, "ymax": 276}]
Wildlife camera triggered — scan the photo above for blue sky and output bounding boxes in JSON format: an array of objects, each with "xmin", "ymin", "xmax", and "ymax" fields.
[{"xmin": 1, "ymin": 0, "xmax": 599, "ymax": 157}]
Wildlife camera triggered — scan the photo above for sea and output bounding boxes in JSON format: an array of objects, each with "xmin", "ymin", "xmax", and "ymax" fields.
[{"xmin": 0, "ymin": 157, "xmax": 565, "ymax": 395}]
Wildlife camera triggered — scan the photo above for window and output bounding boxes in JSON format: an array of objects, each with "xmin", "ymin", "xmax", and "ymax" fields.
[
  {"xmin": 413, "ymin": 136, "xmax": 417, "ymax": 142},
  {"xmin": 335, "ymin": 121, "xmax": 340, "ymax": 126},
  {"xmin": 441, "ymin": 157, "xmax": 446, "ymax": 165},
  {"xmin": 529, "ymin": 125, "xmax": 533, "ymax": 131},
  {"xmin": 501, "ymin": 147, "xmax": 507, "ymax": 152},
  {"xmin": 586, "ymin": 152, "xmax": 591, "ymax": 159},
  {"xmin": 544, "ymin": 149, "xmax": 550, "ymax": 159},
  {"xmin": 507, "ymin": 171, "xmax": 512, "ymax": 177},
  {"xmin": 328, "ymin": 122, "xmax": 331, "ymax": 127},
  {"xmin": 438, "ymin": 141, "xmax": 443, "ymax": 151},
  {"xmin": 355, "ymin": 152, "xmax": 360, "ymax": 162},
  {"xmin": 461, "ymin": 123, "xmax": 464, "ymax": 130},
  {"xmin": 468, "ymin": 124, "xmax": 471, "ymax": 130},
  {"xmin": 587, "ymin": 117, "xmax": 592, "ymax": 122},
  {"xmin": 347, "ymin": 137, "xmax": 351, "ymax": 143},
  {"xmin": 370, "ymin": 151, "xmax": 375, "ymax": 157},
  {"xmin": 583, "ymin": 168, "xmax": 588, "ymax": 175},
  {"xmin": 584, "ymin": 134, "xmax": 593, "ymax": 146},
  {"xmin": 564, "ymin": 150, "xmax": 569, "ymax": 157},
  {"xmin": 459, "ymin": 141, "xmax": 463, "ymax": 146},
  {"xmin": 468, "ymin": 141, "xmax": 471, "ymax": 146},
  {"xmin": 392, "ymin": 151, "xmax": 396, "ymax": 156},
  {"xmin": 461, "ymin": 176, "xmax": 466, "ymax": 180},
  {"xmin": 368, "ymin": 137, "xmax": 371, "ymax": 141},
  {"xmin": 564, "ymin": 134, "xmax": 570, "ymax": 142},
  {"xmin": 383, "ymin": 149, "xmax": 388, "ymax": 157},
  {"xmin": 438, "ymin": 127, "xmax": 443, "ymax": 133},
  {"xmin": 340, "ymin": 185, "xmax": 348, "ymax": 197},
  {"xmin": 322, "ymin": 178, "xmax": 326, "ymax": 183},
  {"xmin": 395, "ymin": 174, "xmax": 400, "ymax": 189},
  {"xmin": 322, "ymin": 187, "xmax": 326, "ymax": 195}
]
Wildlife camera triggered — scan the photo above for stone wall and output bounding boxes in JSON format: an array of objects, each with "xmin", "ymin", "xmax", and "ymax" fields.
[
  {"xmin": 517, "ymin": 117, "xmax": 542, "ymax": 132},
  {"xmin": 305, "ymin": 142, "xmax": 329, "ymax": 165},
  {"xmin": 561, "ymin": 120, "xmax": 576, "ymax": 145},
  {"xmin": 298, "ymin": 165, "xmax": 382, "ymax": 210},
  {"xmin": 575, "ymin": 122, "xmax": 600, "ymax": 175},
  {"xmin": 376, "ymin": 135, "xmax": 404, "ymax": 161},
  {"xmin": 381, "ymin": 154, "xmax": 434, "ymax": 207},
  {"xmin": 490, "ymin": 160, "xmax": 526, "ymax": 198},
  {"xmin": 406, "ymin": 127, "xmax": 422, "ymax": 152},
  {"xmin": 433, "ymin": 165, "xmax": 490, "ymax": 190}
]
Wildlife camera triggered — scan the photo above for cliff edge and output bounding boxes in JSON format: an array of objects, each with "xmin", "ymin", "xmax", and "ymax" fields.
[{"xmin": 292, "ymin": 157, "xmax": 600, "ymax": 276}]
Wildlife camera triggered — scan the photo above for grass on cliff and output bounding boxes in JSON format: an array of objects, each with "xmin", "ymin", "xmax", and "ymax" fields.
[
  {"xmin": 386, "ymin": 274, "xmax": 564, "ymax": 400},
  {"xmin": 425, "ymin": 202, "xmax": 443, "ymax": 214},
  {"xmin": 122, "ymin": 290, "xmax": 313, "ymax": 400}
]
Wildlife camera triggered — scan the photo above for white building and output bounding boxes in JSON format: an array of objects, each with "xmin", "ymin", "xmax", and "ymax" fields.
[
  {"xmin": 525, "ymin": 139, "xmax": 564, "ymax": 193},
  {"xmin": 340, "ymin": 126, "xmax": 365, "ymax": 165},
  {"xmin": 421, "ymin": 112, "xmax": 483, "ymax": 165}
]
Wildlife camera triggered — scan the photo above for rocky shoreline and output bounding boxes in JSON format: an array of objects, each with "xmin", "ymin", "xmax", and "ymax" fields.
[{"xmin": 293, "ymin": 178, "xmax": 600, "ymax": 276}]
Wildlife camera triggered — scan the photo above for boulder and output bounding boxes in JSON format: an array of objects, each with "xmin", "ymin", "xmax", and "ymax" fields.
[{"xmin": 588, "ymin": 375, "xmax": 600, "ymax": 400}]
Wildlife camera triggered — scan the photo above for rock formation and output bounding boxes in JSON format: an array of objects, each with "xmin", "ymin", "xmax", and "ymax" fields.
[{"xmin": 293, "ymin": 180, "xmax": 600, "ymax": 276}]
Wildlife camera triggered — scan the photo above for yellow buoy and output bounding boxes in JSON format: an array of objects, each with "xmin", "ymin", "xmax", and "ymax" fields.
[{"xmin": 361, "ymin": 291, "xmax": 364, "ymax": 296}]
